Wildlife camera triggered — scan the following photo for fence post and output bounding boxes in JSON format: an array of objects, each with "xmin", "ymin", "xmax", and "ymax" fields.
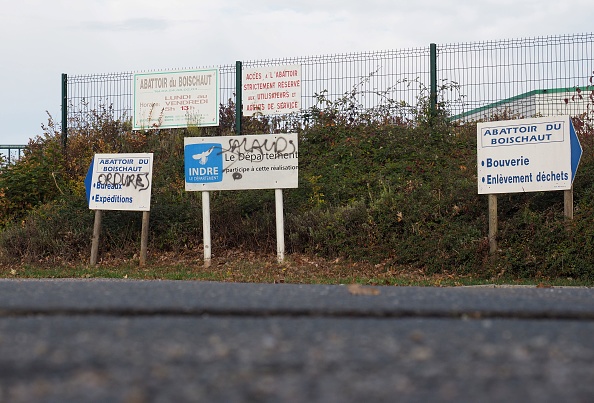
[
  {"xmin": 61, "ymin": 73, "xmax": 68, "ymax": 150},
  {"xmin": 235, "ymin": 61, "xmax": 242, "ymax": 135},
  {"xmin": 429, "ymin": 43, "xmax": 437, "ymax": 118}
]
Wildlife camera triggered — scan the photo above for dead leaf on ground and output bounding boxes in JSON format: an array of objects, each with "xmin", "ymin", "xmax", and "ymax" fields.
[{"xmin": 347, "ymin": 284, "xmax": 381, "ymax": 296}]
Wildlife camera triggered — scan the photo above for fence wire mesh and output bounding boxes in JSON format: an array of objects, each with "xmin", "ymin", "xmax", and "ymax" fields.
[
  {"xmin": 0, "ymin": 146, "xmax": 25, "ymax": 166},
  {"xmin": 65, "ymin": 33, "xmax": 594, "ymax": 128},
  {"xmin": 442, "ymin": 33, "xmax": 594, "ymax": 121}
]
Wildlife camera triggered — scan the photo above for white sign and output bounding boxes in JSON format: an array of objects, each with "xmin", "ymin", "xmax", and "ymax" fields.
[
  {"xmin": 133, "ymin": 69, "xmax": 219, "ymax": 130},
  {"xmin": 242, "ymin": 65, "xmax": 301, "ymax": 116},
  {"xmin": 88, "ymin": 153, "xmax": 153, "ymax": 211},
  {"xmin": 477, "ymin": 116, "xmax": 582, "ymax": 194},
  {"xmin": 184, "ymin": 134, "xmax": 298, "ymax": 191}
]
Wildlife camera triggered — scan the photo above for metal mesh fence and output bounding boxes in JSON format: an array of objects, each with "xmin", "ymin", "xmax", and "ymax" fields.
[
  {"xmin": 241, "ymin": 48, "xmax": 430, "ymax": 110},
  {"xmin": 0, "ymin": 146, "xmax": 26, "ymax": 166},
  {"xmin": 66, "ymin": 49, "xmax": 430, "ymax": 126},
  {"xmin": 65, "ymin": 33, "xmax": 594, "ymax": 128},
  {"xmin": 442, "ymin": 33, "xmax": 594, "ymax": 121},
  {"xmin": 67, "ymin": 72, "xmax": 135, "ymax": 127}
]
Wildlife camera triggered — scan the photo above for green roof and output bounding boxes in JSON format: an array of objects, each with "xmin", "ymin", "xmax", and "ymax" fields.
[{"xmin": 451, "ymin": 86, "xmax": 594, "ymax": 121}]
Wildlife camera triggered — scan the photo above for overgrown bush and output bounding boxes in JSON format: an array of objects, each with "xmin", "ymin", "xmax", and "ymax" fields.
[{"xmin": 2, "ymin": 84, "xmax": 594, "ymax": 280}]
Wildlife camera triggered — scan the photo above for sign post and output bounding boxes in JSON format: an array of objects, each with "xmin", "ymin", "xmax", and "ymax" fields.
[
  {"xmin": 85, "ymin": 153, "xmax": 154, "ymax": 266},
  {"xmin": 184, "ymin": 134, "xmax": 298, "ymax": 265},
  {"xmin": 275, "ymin": 189, "xmax": 285, "ymax": 262},
  {"xmin": 477, "ymin": 116, "xmax": 582, "ymax": 253},
  {"xmin": 90, "ymin": 210, "xmax": 103, "ymax": 266},
  {"xmin": 241, "ymin": 64, "xmax": 301, "ymax": 262},
  {"xmin": 202, "ymin": 191, "xmax": 212, "ymax": 268}
]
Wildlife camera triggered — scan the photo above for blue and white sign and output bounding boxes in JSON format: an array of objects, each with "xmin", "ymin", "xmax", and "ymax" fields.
[
  {"xmin": 184, "ymin": 143, "xmax": 224, "ymax": 184},
  {"xmin": 477, "ymin": 116, "xmax": 582, "ymax": 194},
  {"xmin": 85, "ymin": 153, "xmax": 154, "ymax": 211},
  {"xmin": 184, "ymin": 134, "xmax": 298, "ymax": 191}
]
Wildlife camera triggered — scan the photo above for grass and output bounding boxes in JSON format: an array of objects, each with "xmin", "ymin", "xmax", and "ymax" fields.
[{"xmin": 1, "ymin": 250, "xmax": 591, "ymax": 287}]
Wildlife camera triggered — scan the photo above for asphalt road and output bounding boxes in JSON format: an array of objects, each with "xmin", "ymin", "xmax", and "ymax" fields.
[{"xmin": 0, "ymin": 279, "xmax": 593, "ymax": 402}]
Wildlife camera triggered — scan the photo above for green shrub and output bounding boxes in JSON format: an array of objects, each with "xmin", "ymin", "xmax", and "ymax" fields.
[
  {"xmin": 0, "ymin": 196, "xmax": 92, "ymax": 262},
  {"xmin": 2, "ymin": 89, "xmax": 594, "ymax": 280}
]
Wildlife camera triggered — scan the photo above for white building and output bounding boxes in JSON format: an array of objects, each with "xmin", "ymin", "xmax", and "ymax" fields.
[{"xmin": 452, "ymin": 86, "xmax": 594, "ymax": 122}]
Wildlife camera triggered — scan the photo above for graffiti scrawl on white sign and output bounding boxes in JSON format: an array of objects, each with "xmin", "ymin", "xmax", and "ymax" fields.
[
  {"xmin": 184, "ymin": 134, "xmax": 298, "ymax": 191},
  {"xmin": 86, "ymin": 153, "xmax": 154, "ymax": 211}
]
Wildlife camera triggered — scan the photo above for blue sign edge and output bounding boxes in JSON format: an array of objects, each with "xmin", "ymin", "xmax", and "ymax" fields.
[
  {"xmin": 84, "ymin": 159, "xmax": 94, "ymax": 206},
  {"xmin": 569, "ymin": 118, "xmax": 583, "ymax": 183}
]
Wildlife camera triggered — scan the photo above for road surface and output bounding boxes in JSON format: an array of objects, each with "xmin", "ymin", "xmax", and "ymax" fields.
[{"xmin": 0, "ymin": 279, "xmax": 593, "ymax": 402}]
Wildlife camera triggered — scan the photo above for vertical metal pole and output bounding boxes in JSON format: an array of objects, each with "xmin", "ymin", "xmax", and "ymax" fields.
[
  {"xmin": 235, "ymin": 61, "xmax": 242, "ymax": 135},
  {"xmin": 275, "ymin": 189, "xmax": 285, "ymax": 263},
  {"xmin": 429, "ymin": 43, "xmax": 437, "ymax": 119},
  {"xmin": 488, "ymin": 194, "xmax": 498, "ymax": 254},
  {"xmin": 564, "ymin": 187, "xmax": 574, "ymax": 220},
  {"xmin": 140, "ymin": 211, "xmax": 150, "ymax": 266},
  {"xmin": 90, "ymin": 210, "xmax": 103, "ymax": 266},
  {"xmin": 61, "ymin": 73, "xmax": 68, "ymax": 150},
  {"xmin": 202, "ymin": 191, "xmax": 212, "ymax": 267}
]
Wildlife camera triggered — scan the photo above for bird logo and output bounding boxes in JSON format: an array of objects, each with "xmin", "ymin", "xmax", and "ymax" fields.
[{"xmin": 192, "ymin": 146, "xmax": 215, "ymax": 165}]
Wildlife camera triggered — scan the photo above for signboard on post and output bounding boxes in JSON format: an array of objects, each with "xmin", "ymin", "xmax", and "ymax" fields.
[
  {"xmin": 184, "ymin": 133, "xmax": 298, "ymax": 191},
  {"xmin": 84, "ymin": 153, "xmax": 154, "ymax": 266},
  {"xmin": 477, "ymin": 116, "xmax": 582, "ymax": 194},
  {"xmin": 185, "ymin": 134, "xmax": 298, "ymax": 265},
  {"xmin": 133, "ymin": 69, "xmax": 219, "ymax": 130},
  {"xmin": 242, "ymin": 65, "xmax": 301, "ymax": 116},
  {"xmin": 85, "ymin": 153, "xmax": 154, "ymax": 211}
]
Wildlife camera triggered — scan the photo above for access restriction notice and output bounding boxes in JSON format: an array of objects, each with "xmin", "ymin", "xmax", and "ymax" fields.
[
  {"xmin": 133, "ymin": 69, "xmax": 219, "ymax": 130},
  {"xmin": 477, "ymin": 116, "xmax": 582, "ymax": 194},
  {"xmin": 184, "ymin": 133, "xmax": 298, "ymax": 191},
  {"xmin": 85, "ymin": 153, "xmax": 154, "ymax": 211},
  {"xmin": 242, "ymin": 65, "xmax": 301, "ymax": 116}
]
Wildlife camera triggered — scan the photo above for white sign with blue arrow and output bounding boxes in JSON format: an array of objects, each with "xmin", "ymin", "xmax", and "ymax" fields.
[
  {"xmin": 477, "ymin": 116, "xmax": 582, "ymax": 194},
  {"xmin": 85, "ymin": 153, "xmax": 154, "ymax": 211}
]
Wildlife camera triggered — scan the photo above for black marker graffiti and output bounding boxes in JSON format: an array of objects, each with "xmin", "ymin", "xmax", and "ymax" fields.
[
  {"xmin": 218, "ymin": 136, "xmax": 298, "ymax": 172},
  {"xmin": 97, "ymin": 172, "xmax": 151, "ymax": 191},
  {"xmin": 223, "ymin": 137, "xmax": 297, "ymax": 159}
]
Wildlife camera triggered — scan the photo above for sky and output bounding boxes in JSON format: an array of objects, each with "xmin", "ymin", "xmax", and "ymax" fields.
[{"xmin": 1, "ymin": 0, "xmax": 592, "ymax": 145}]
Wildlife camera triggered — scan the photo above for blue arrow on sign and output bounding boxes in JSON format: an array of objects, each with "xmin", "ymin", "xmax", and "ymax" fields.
[
  {"xmin": 569, "ymin": 118, "xmax": 583, "ymax": 183},
  {"xmin": 84, "ymin": 159, "xmax": 94, "ymax": 206}
]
